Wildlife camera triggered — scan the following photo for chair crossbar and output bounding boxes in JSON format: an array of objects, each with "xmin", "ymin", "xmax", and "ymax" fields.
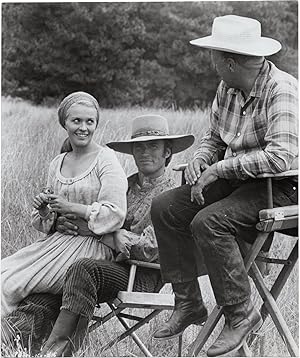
[
  {"xmin": 249, "ymin": 262, "xmax": 299, "ymax": 357},
  {"xmin": 243, "ymin": 232, "xmax": 270, "ymax": 272},
  {"xmin": 89, "ymin": 305, "xmax": 124, "ymax": 331},
  {"xmin": 126, "ymin": 259, "xmax": 161, "ymax": 270},
  {"xmin": 242, "ymin": 239, "xmax": 299, "ymax": 357},
  {"xmin": 116, "ymin": 315, "xmax": 153, "ymax": 357},
  {"xmin": 256, "ymin": 256, "xmax": 293, "ymax": 265},
  {"xmin": 118, "ymin": 312, "xmax": 144, "ymax": 322},
  {"xmin": 247, "ymin": 242, "xmax": 299, "ymax": 351},
  {"xmin": 90, "ymin": 261, "xmax": 177, "ymax": 356},
  {"xmin": 100, "ymin": 309, "xmax": 161, "ymax": 356},
  {"xmin": 268, "ymin": 242, "xmax": 298, "ymax": 302},
  {"xmin": 189, "ymin": 233, "xmax": 271, "ymax": 357}
]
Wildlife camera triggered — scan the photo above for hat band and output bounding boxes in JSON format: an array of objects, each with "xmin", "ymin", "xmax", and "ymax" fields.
[{"xmin": 132, "ymin": 130, "xmax": 168, "ymax": 139}]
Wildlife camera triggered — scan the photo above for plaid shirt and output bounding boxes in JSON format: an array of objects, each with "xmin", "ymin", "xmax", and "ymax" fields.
[{"xmin": 194, "ymin": 60, "xmax": 298, "ymax": 180}]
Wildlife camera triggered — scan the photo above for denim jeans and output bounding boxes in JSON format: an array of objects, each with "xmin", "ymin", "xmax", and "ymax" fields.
[{"xmin": 151, "ymin": 178, "xmax": 297, "ymax": 306}]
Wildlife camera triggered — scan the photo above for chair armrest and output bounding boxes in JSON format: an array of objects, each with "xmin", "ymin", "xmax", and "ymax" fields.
[
  {"xmin": 173, "ymin": 163, "xmax": 298, "ymax": 177},
  {"xmin": 257, "ymin": 170, "xmax": 298, "ymax": 178},
  {"xmin": 125, "ymin": 260, "xmax": 161, "ymax": 292},
  {"xmin": 172, "ymin": 164, "xmax": 297, "ymax": 214},
  {"xmin": 173, "ymin": 163, "xmax": 188, "ymax": 172},
  {"xmin": 125, "ymin": 259, "xmax": 161, "ymax": 270}
]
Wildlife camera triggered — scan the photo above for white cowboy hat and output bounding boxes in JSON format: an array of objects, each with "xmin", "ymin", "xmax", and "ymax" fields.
[
  {"xmin": 106, "ymin": 114, "xmax": 195, "ymax": 154},
  {"xmin": 190, "ymin": 15, "xmax": 281, "ymax": 57}
]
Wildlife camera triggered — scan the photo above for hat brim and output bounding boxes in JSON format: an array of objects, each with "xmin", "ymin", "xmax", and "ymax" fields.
[
  {"xmin": 190, "ymin": 36, "xmax": 281, "ymax": 56},
  {"xmin": 106, "ymin": 134, "xmax": 195, "ymax": 155}
]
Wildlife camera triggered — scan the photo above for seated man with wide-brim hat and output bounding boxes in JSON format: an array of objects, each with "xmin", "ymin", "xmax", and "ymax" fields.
[{"xmin": 151, "ymin": 14, "xmax": 298, "ymax": 357}]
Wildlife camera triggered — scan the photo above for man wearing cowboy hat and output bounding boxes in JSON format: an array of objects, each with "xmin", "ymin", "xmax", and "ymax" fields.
[
  {"xmin": 151, "ymin": 15, "xmax": 298, "ymax": 356},
  {"xmin": 5, "ymin": 114, "xmax": 195, "ymax": 356}
]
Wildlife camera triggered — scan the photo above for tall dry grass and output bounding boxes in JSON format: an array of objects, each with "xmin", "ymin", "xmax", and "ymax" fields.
[
  {"xmin": 1, "ymin": 97, "xmax": 298, "ymax": 356},
  {"xmin": 1, "ymin": 97, "xmax": 209, "ymax": 257}
]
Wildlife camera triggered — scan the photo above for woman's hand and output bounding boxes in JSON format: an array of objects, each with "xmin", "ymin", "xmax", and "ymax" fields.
[
  {"xmin": 33, "ymin": 192, "xmax": 51, "ymax": 217},
  {"xmin": 48, "ymin": 194, "xmax": 72, "ymax": 214},
  {"xmin": 56, "ymin": 214, "xmax": 79, "ymax": 235},
  {"xmin": 33, "ymin": 193, "xmax": 49, "ymax": 210}
]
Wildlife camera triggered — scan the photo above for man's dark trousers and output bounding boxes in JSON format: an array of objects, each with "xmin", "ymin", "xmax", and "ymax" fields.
[{"xmin": 151, "ymin": 178, "xmax": 297, "ymax": 306}]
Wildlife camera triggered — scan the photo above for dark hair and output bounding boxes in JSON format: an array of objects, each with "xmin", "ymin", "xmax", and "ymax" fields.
[
  {"xmin": 164, "ymin": 140, "xmax": 173, "ymax": 167},
  {"xmin": 60, "ymin": 137, "xmax": 73, "ymax": 153}
]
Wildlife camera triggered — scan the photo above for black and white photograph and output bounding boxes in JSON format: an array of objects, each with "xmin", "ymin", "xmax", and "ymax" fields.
[{"xmin": 1, "ymin": 1, "xmax": 298, "ymax": 357}]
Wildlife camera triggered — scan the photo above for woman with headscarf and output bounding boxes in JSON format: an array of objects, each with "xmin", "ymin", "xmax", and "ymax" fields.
[{"xmin": 1, "ymin": 92, "xmax": 128, "ymax": 317}]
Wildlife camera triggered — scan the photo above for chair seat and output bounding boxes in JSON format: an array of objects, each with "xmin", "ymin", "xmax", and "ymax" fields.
[{"xmin": 114, "ymin": 291, "xmax": 175, "ymax": 310}]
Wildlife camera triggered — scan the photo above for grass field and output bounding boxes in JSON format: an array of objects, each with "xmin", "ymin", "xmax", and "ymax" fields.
[{"xmin": 1, "ymin": 96, "xmax": 298, "ymax": 356}]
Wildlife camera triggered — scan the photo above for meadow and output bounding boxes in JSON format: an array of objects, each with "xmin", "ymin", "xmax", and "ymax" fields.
[{"xmin": 1, "ymin": 97, "xmax": 298, "ymax": 357}]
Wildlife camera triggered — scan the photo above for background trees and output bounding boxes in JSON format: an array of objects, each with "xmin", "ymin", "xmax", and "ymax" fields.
[{"xmin": 2, "ymin": 1, "xmax": 298, "ymax": 108}]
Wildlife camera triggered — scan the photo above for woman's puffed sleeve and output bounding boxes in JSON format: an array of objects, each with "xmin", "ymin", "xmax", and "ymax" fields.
[
  {"xmin": 31, "ymin": 157, "xmax": 58, "ymax": 234},
  {"xmin": 85, "ymin": 148, "xmax": 127, "ymax": 235}
]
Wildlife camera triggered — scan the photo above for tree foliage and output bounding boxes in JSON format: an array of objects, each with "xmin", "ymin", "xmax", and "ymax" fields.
[{"xmin": 2, "ymin": 2, "xmax": 298, "ymax": 108}]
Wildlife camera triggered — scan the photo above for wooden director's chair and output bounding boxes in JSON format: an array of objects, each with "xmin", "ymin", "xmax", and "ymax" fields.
[
  {"xmin": 185, "ymin": 168, "xmax": 299, "ymax": 357},
  {"xmin": 88, "ymin": 260, "xmax": 180, "ymax": 357},
  {"xmin": 88, "ymin": 166, "xmax": 298, "ymax": 357},
  {"xmin": 87, "ymin": 166, "xmax": 204, "ymax": 357}
]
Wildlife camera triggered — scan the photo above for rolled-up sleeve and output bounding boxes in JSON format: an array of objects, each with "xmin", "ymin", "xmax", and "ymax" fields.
[{"xmin": 86, "ymin": 149, "xmax": 128, "ymax": 235}]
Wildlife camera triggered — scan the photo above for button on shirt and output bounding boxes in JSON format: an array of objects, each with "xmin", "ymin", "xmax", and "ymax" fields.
[{"xmin": 194, "ymin": 60, "xmax": 298, "ymax": 180}]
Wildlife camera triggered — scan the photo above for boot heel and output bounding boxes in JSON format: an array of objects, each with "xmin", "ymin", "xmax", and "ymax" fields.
[{"xmin": 153, "ymin": 330, "xmax": 184, "ymax": 340}]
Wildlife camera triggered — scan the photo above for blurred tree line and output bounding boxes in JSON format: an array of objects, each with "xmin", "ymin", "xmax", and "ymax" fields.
[{"xmin": 2, "ymin": 1, "xmax": 298, "ymax": 108}]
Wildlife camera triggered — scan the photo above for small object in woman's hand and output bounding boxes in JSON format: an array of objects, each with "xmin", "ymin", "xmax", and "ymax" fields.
[{"xmin": 42, "ymin": 186, "xmax": 54, "ymax": 203}]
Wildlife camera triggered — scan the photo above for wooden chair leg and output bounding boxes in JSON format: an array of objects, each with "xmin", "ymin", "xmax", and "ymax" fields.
[
  {"xmin": 117, "ymin": 316, "xmax": 153, "ymax": 357},
  {"xmin": 188, "ymin": 305, "xmax": 223, "ymax": 356},
  {"xmin": 269, "ymin": 241, "xmax": 298, "ymax": 300},
  {"xmin": 100, "ymin": 310, "xmax": 161, "ymax": 355},
  {"xmin": 89, "ymin": 305, "xmax": 124, "ymax": 332},
  {"xmin": 178, "ymin": 335, "xmax": 183, "ymax": 357},
  {"xmin": 249, "ymin": 262, "xmax": 299, "ymax": 357},
  {"xmin": 248, "ymin": 241, "xmax": 298, "ymax": 347},
  {"xmin": 243, "ymin": 232, "xmax": 270, "ymax": 272},
  {"xmin": 254, "ymin": 241, "xmax": 298, "ymax": 325},
  {"xmin": 189, "ymin": 233, "xmax": 270, "ymax": 357}
]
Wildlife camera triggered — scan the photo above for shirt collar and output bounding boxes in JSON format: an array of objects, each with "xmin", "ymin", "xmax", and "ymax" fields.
[
  {"xmin": 226, "ymin": 59, "xmax": 270, "ymax": 98},
  {"xmin": 249, "ymin": 59, "xmax": 270, "ymax": 98},
  {"xmin": 128, "ymin": 170, "xmax": 169, "ymax": 189}
]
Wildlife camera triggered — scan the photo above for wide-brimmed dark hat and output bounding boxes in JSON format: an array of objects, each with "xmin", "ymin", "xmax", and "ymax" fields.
[{"xmin": 106, "ymin": 114, "xmax": 194, "ymax": 154}]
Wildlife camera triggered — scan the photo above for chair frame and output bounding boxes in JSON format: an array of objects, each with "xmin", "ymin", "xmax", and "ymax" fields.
[
  {"xmin": 88, "ymin": 166, "xmax": 298, "ymax": 357},
  {"xmin": 186, "ymin": 169, "xmax": 298, "ymax": 357},
  {"xmin": 89, "ymin": 260, "xmax": 181, "ymax": 357}
]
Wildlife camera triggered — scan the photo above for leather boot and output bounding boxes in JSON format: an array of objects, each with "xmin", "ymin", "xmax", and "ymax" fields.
[
  {"xmin": 207, "ymin": 298, "xmax": 263, "ymax": 356},
  {"xmin": 153, "ymin": 279, "xmax": 208, "ymax": 340},
  {"xmin": 40, "ymin": 309, "xmax": 89, "ymax": 357}
]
